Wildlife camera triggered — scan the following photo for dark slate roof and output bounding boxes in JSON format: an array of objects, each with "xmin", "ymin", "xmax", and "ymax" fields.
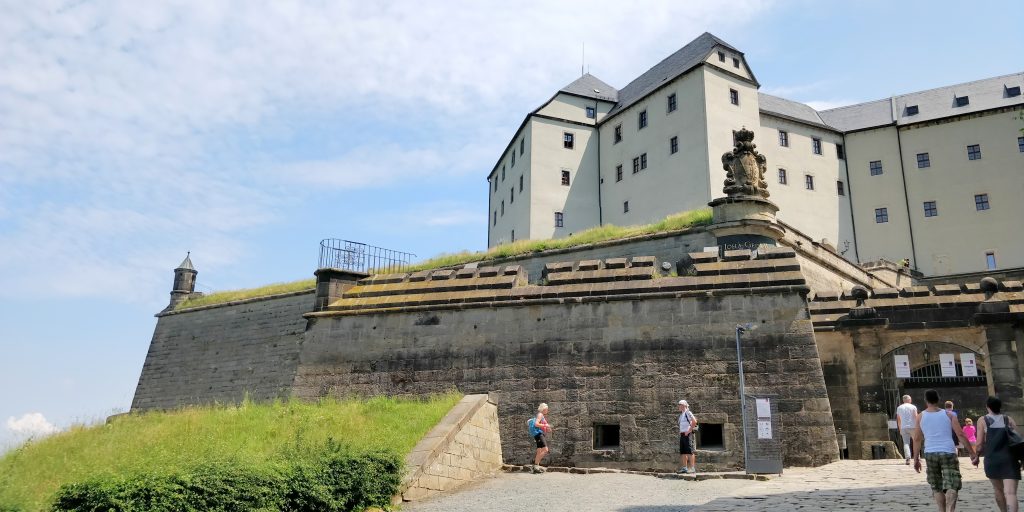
[
  {"xmin": 559, "ymin": 73, "xmax": 618, "ymax": 102},
  {"xmin": 606, "ymin": 32, "xmax": 744, "ymax": 118},
  {"xmin": 176, "ymin": 253, "xmax": 195, "ymax": 271},
  {"xmin": 819, "ymin": 72, "xmax": 1024, "ymax": 132},
  {"xmin": 757, "ymin": 93, "xmax": 829, "ymax": 128}
]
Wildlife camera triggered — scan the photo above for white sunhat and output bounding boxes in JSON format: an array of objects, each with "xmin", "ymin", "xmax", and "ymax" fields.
[{"xmin": 678, "ymin": 400, "xmax": 689, "ymax": 406}]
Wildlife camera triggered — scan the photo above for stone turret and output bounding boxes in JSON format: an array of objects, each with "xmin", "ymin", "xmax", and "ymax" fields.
[
  {"xmin": 169, "ymin": 252, "xmax": 197, "ymax": 309},
  {"xmin": 707, "ymin": 127, "xmax": 784, "ymax": 251}
]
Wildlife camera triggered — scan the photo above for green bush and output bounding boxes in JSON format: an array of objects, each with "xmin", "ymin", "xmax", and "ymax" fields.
[{"xmin": 50, "ymin": 446, "xmax": 402, "ymax": 512}]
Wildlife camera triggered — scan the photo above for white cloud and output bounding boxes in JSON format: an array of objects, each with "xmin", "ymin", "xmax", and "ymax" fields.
[
  {"xmin": 6, "ymin": 412, "xmax": 58, "ymax": 438},
  {"xmin": 0, "ymin": 0, "xmax": 772, "ymax": 301}
]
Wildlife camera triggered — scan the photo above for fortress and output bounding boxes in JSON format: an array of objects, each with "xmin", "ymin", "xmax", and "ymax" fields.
[{"xmin": 132, "ymin": 125, "xmax": 1024, "ymax": 472}]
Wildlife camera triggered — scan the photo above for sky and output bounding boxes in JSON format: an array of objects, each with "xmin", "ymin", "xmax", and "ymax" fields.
[{"xmin": 1, "ymin": 0, "xmax": 1020, "ymax": 451}]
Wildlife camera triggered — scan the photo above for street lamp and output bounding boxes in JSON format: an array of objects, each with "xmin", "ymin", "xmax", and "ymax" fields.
[{"xmin": 735, "ymin": 322, "xmax": 757, "ymax": 473}]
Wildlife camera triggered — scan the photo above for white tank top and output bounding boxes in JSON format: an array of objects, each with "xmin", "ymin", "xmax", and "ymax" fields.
[{"xmin": 921, "ymin": 409, "xmax": 956, "ymax": 454}]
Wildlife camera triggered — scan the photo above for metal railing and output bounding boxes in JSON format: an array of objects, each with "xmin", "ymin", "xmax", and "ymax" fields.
[{"xmin": 317, "ymin": 239, "xmax": 415, "ymax": 274}]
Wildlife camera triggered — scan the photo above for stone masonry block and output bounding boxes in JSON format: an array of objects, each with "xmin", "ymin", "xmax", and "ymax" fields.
[
  {"xmin": 577, "ymin": 260, "xmax": 601, "ymax": 271},
  {"xmin": 408, "ymin": 270, "xmax": 432, "ymax": 282},
  {"xmin": 430, "ymin": 269, "xmax": 455, "ymax": 280},
  {"xmin": 544, "ymin": 261, "xmax": 574, "ymax": 274},
  {"xmin": 604, "ymin": 258, "xmax": 627, "ymax": 269},
  {"xmin": 721, "ymin": 249, "xmax": 752, "ymax": 261},
  {"xmin": 630, "ymin": 256, "xmax": 656, "ymax": 267}
]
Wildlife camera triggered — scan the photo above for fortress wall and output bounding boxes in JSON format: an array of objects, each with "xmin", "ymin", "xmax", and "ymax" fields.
[
  {"xmin": 131, "ymin": 291, "xmax": 313, "ymax": 411},
  {"xmin": 295, "ymin": 253, "xmax": 839, "ymax": 470}
]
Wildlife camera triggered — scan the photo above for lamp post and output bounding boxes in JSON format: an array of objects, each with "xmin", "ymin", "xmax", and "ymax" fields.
[{"xmin": 735, "ymin": 322, "xmax": 757, "ymax": 473}]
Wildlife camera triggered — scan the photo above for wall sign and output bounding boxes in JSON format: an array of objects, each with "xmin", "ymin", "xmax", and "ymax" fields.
[
  {"xmin": 961, "ymin": 353, "xmax": 978, "ymax": 377},
  {"xmin": 894, "ymin": 354, "xmax": 911, "ymax": 378},
  {"xmin": 939, "ymin": 353, "xmax": 957, "ymax": 377}
]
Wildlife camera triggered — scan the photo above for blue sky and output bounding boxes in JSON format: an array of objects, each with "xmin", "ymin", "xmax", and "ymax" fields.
[{"xmin": 1, "ymin": 0, "xmax": 1020, "ymax": 450}]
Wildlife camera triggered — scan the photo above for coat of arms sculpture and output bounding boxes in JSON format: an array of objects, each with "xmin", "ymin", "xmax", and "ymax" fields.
[{"xmin": 722, "ymin": 127, "xmax": 770, "ymax": 199}]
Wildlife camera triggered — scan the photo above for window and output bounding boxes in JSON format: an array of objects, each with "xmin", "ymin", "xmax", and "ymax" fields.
[
  {"xmin": 906, "ymin": 105, "xmax": 919, "ymax": 116},
  {"xmin": 614, "ymin": 124, "xmax": 622, "ymax": 143},
  {"xmin": 729, "ymin": 89, "xmax": 739, "ymax": 105},
  {"xmin": 615, "ymin": 165, "xmax": 623, "ymax": 182},
  {"xmin": 837, "ymin": 180, "xmax": 845, "ymax": 196},
  {"xmin": 510, "ymin": 187, "xmax": 514, "ymax": 203},
  {"xmin": 623, "ymin": 201, "xmax": 629, "ymax": 213},
  {"xmin": 561, "ymin": 170, "xmax": 570, "ymax": 186},
  {"xmin": 519, "ymin": 175, "xmax": 523, "ymax": 192},
  {"xmin": 967, "ymin": 144, "xmax": 981, "ymax": 160},
  {"xmin": 593, "ymin": 424, "xmax": 620, "ymax": 450},
  {"xmin": 1019, "ymin": 136, "xmax": 1024, "ymax": 153},
  {"xmin": 955, "ymin": 95, "xmax": 970, "ymax": 107},
  {"xmin": 777, "ymin": 168, "xmax": 787, "ymax": 185},
  {"xmin": 975, "ymin": 193, "xmax": 990, "ymax": 211},
  {"xmin": 632, "ymin": 157, "xmax": 640, "ymax": 174},
  {"xmin": 493, "ymin": 211, "xmax": 496, "ymax": 226},
  {"xmin": 520, "ymin": 138, "xmax": 525, "ymax": 155},
  {"xmin": 670, "ymin": 136, "xmax": 679, "ymax": 154},
  {"xmin": 986, "ymin": 252, "xmax": 997, "ymax": 270},
  {"xmin": 638, "ymin": 110, "xmax": 648, "ymax": 129},
  {"xmin": 869, "ymin": 160, "xmax": 883, "ymax": 176},
  {"xmin": 805, "ymin": 174, "xmax": 815, "ymax": 190},
  {"xmin": 812, "ymin": 137, "xmax": 822, "ymax": 155},
  {"xmin": 511, "ymin": 229, "xmax": 515, "ymax": 242},
  {"xmin": 778, "ymin": 130, "xmax": 789, "ymax": 147},
  {"xmin": 640, "ymin": 153, "xmax": 647, "ymax": 170},
  {"xmin": 564, "ymin": 132, "xmax": 574, "ymax": 149},
  {"xmin": 875, "ymin": 207, "xmax": 888, "ymax": 223},
  {"xmin": 732, "ymin": 57, "xmax": 740, "ymax": 68},
  {"xmin": 493, "ymin": 178, "xmax": 498, "ymax": 192},
  {"xmin": 1007, "ymin": 85, "xmax": 1022, "ymax": 97},
  {"xmin": 717, "ymin": 51, "xmax": 725, "ymax": 62},
  {"xmin": 697, "ymin": 424, "xmax": 724, "ymax": 451},
  {"xmin": 554, "ymin": 212, "xmax": 564, "ymax": 228},
  {"xmin": 585, "ymin": 106, "xmax": 596, "ymax": 119},
  {"xmin": 501, "ymin": 165, "xmax": 505, "ymax": 181},
  {"xmin": 837, "ymin": 143, "xmax": 845, "ymax": 160},
  {"xmin": 667, "ymin": 93, "xmax": 677, "ymax": 113},
  {"xmin": 511, "ymin": 151, "xmax": 515, "ymax": 167},
  {"xmin": 500, "ymin": 200, "xmax": 504, "ymax": 216},
  {"xmin": 916, "ymin": 153, "xmax": 930, "ymax": 168},
  {"xmin": 923, "ymin": 201, "xmax": 937, "ymax": 217}
]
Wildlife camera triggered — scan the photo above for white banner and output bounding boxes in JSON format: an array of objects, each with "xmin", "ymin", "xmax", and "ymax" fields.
[
  {"xmin": 961, "ymin": 353, "xmax": 978, "ymax": 377},
  {"xmin": 756, "ymin": 398, "xmax": 771, "ymax": 418},
  {"xmin": 757, "ymin": 420, "xmax": 773, "ymax": 439},
  {"xmin": 940, "ymin": 353, "xmax": 957, "ymax": 377},
  {"xmin": 894, "ymin": 354, "xmax": 911, "ymax": 378}
]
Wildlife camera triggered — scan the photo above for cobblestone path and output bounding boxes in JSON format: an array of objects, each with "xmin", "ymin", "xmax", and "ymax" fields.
[{"xmin": 405, "ymin": 459, "xmax": 1021, "ymax": 512}]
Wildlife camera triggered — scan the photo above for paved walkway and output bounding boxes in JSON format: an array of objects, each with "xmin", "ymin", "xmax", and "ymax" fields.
[{"xmin": 404, "ymin": 459, "xmax": 1021, "ymax": 512}]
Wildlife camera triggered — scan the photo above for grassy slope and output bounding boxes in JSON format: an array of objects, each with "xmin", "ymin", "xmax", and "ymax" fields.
[
  {"xmin": 0, "ymin": 394, "xmax": 461, "ymax": 511},
  {"xmin": 173, "ymin": 207, "xmax": 712, "ymax": 311}
]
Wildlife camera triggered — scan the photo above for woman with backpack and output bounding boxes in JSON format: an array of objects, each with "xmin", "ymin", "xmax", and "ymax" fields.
[
  {"xmin": 973, "ymin": 396, "xmax": 1021, "ymax": 512},
  {"xmin": 528, "ymin": 403, "xmax": 552, "ymax": 473}
]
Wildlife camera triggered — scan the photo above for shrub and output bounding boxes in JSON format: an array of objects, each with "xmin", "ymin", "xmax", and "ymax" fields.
[{"xmin": 49, "ymin": 447, "xmax": 402, "ymax": 512}]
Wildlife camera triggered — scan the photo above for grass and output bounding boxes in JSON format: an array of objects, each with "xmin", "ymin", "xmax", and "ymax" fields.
[
  {"xmin": 0, "ymin": 393, "xmax": 462, "ymax": 511},
  {"xmin": 175, "ymin": 278, "xmax": 315, "ymax": 310},
  {"xmin": 404, "ymin": 207, "xmax": 712, "ymax": 272}
]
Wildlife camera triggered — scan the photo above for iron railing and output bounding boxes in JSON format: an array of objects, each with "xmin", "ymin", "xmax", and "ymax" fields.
[{"xmin": 317, "ymin": 239, "xmax": 415, "ymax": 274}]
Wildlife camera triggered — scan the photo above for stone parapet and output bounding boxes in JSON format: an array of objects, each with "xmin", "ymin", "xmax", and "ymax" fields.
[{"xmin": 309, "ymin": 249, "xmax": 808, "ymax": 318}]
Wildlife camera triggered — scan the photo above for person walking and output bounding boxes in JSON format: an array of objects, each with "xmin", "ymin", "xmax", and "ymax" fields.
[
  {"xmin": 677, "ymin": 400, "xmax": 698, "ymax": 474},
  {"xmin": 973, "ymin": 396, "xmax": 1020, "ymax": 512},
  {"xmin": 529, "ymin": 403, "xmax": 552, "ymax": 473},
  {"xmin": 897, "ymin": 394, "xmax": 920, "ymax": 465},
  {"xmin": 962, "ymin": 418, "xmax": 977, "ymax": 451},
  {"xmin": 914, "ymin": 389, "xmax": 977, "ymax": 512},
  {"xmin": 946, "ymin": 401, "xmax": 961, "ymax": 452}
]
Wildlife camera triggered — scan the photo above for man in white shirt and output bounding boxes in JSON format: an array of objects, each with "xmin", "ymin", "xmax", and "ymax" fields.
[
  {"xmin": 896, "ymin": 394, "xmax": 919, "ymax": 465},
  {"xmin": 677, "ymin": 400, "xmax": 698, "ymax": 474}
]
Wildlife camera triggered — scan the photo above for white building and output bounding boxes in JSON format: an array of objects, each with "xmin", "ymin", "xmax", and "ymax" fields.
[{"xmin": 486, "ymin": 32, "xmax": 1023, "ymax": 277}]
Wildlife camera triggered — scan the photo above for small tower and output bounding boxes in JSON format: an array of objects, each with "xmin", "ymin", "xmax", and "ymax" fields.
[{"xmin": 169, "ymin": 252, "xmax": 197, "ymax": 309}]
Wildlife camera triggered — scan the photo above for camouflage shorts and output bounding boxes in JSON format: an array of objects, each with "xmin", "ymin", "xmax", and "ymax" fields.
[{"xmin": 924, "ymin": 452, "xmax": 962, "ymax": 492}]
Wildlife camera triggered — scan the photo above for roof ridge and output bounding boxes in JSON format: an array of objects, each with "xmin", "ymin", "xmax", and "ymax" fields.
[{"xmin": 819, "ymin": 71, "xmax": 1024, "ymax": 113}]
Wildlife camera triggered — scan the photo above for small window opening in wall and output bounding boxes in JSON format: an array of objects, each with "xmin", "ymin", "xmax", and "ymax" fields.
[
  {"xmin": 593, "ymin": 424, "xmax": 620, "ymax": 450},
  {"xmin": 1006, "ymin": 85, "xmax": 1022, "ymax": 97},
  {"xmin": 697, "ymin": 424, "xmax": 724, "ymax": 450},
  {"xmin": 586, "ymin": 106, "xmax": 596, "ymax": 119},
  {"xmin": 986, "ymin": 252, "xmax": 997, "ymax": 270},
  {"xmin": 732, "ymin": 57, "xmax": 740, "ymax": 68},
  {"xmin": 717, "ymin": 51, "xmax": 725, "ymax": 62},
  {"xmin": 955, "ymin": 95, "xmax": 970, "ymax": 107},
  {"xmin": 906, "ymin": 105, "xmax": 919, "ymax": 116}
]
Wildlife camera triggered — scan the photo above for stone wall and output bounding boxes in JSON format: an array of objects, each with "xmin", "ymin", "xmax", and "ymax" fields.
[
  {"xmin": 296, "ymin": 250, "xmax": 839, "ymax": 470},
  {"xmin": 401, "ymin": 395, "xmax": 503, "ymax": 502},
  {"xmin": 131, "ymin": 291, "xmax": 313, "ymax": 411}
]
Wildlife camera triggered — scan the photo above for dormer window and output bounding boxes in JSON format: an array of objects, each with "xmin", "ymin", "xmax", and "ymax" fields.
[
  {"xmin": 718, "ymin": 51, "xmax": 725, "ymax": 62},
  {"xmin": 905, "ymin": 105, "xmax": 919, "ymax": 116},
  {"xmin": 732, "ymin": 57, "xmax": 740, "ymax": 68},
  {"xmin": 1006, "ymin": 85, "xmax": 1022, "ymax": 97},
  {"xmin": 955, "ymin": 95, "xmax": 970, "ymax": 107},
  {"xmin": 586, "ymin": 106, "xmax": 596, "ymax": 119}
]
